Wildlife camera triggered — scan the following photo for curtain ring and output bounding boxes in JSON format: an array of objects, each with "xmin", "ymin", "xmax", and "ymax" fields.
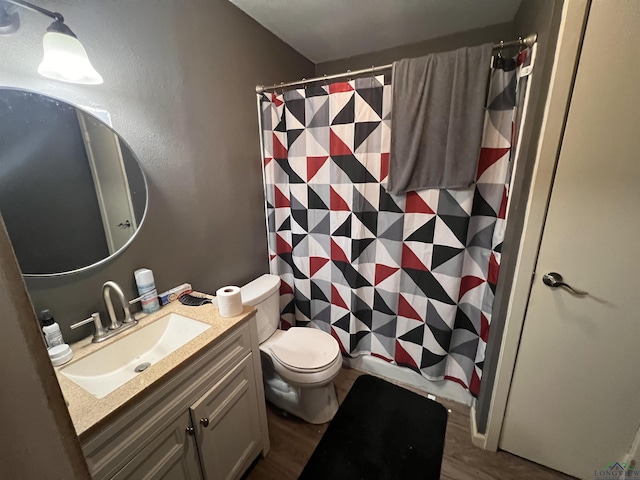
[
  {"xmin": 323, "ymin": 74, "xmax": 328, "ymax": 88},
  {"xmin": 496, "ymin": 40, "xmax": 504, "ymax": 58},
  {"xmin": 370, "ymin": 65, "xmax": 375, "ymax": 86},
  {"xmin": 347, "ymin": 69, "xmax": 351, "ymax": 82},
  {"xmin": 302, "ymin": 78, "xmax": 307, "ymax": 90},
  {"xmin": 279, "ymin": 82, "xmax": 285, "ymax": 96}
]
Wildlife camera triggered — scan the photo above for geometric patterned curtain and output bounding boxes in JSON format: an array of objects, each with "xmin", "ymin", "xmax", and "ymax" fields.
[{"xmin": 260, "ymin": 50, "xmax": 529, "ymax": 396}]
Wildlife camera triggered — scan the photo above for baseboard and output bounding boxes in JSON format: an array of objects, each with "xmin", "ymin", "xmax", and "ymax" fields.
[
  {"xmin": 469, "ymin": 402, "xmax": 492, "ymax": 450},
  {"xmin": 623, "ymin": 424, "xmax": 640, "ymax": 468}
]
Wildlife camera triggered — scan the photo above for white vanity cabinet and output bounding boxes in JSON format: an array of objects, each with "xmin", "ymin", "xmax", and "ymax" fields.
[{"xmin": 81, "ymin": 317, "xmax": 269, "ymax": 480}]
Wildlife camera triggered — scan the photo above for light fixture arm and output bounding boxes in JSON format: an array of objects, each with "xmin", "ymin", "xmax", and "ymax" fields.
[{"xmin": 3, "ymin": 0, "xmax": 63, "ymax": 23}]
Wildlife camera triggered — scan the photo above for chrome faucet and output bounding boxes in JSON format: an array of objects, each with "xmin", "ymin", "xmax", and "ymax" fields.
[
  {"xmin": 103, "ymin": 281, "xmax": 136, "ymax": 329},
  {"xmin": 69, "ymin": 281, "xmax": 140, "ymax": 343}
]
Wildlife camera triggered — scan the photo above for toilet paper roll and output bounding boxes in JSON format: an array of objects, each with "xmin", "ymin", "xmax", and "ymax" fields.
[{"xmin": 216, "ymin": 285, "xmax": 243, "ymax": 317}]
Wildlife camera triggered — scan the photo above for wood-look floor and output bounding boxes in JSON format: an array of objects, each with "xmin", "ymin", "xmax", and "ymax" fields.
[{"xmin": 245, "ymin": 367, "xmax": 574, "ymax": 480}]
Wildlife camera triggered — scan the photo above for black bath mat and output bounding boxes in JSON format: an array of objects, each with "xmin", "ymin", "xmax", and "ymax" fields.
[{"xmin": 299, "ymin": 375, "xmax": 448, "ymax": 480}]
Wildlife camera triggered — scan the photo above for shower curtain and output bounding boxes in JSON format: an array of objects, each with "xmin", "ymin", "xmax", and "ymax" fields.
[{"xmin": 260, "ymin": 50, "xmax": 529, "ymax": 396}]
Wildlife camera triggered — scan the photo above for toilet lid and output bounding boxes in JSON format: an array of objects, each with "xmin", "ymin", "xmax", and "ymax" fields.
[{"xmin": 269, "ymin": 327, "xmax": 340, "ymax": 372}]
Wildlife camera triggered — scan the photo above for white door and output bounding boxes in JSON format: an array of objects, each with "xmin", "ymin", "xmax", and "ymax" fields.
[
  {"xmin": 499, "ymin": 1, "xmax": 640, "ymax": 479},
  {"xmin": 77, "ymin": 110, "xmax": 137, "ymax": 254}
]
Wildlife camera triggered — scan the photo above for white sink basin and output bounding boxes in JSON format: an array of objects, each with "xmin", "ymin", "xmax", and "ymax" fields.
[{"xmin": 60, "ymin": 313, "xmax": 211, "ymax": 398}]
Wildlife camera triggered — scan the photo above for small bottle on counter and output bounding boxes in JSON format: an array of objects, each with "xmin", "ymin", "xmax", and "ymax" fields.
[
  {"xmin": 40, "ymin": 309, "xmax": 65, "ymax": 348},
  {"xmin": 135, "ymin": 268, "xmax": 161, "ymax": 314}
]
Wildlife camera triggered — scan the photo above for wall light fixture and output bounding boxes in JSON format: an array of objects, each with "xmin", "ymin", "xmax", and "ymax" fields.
[{"xmin": 0, "ymin": 0, "xmax": 103, "ymax": 84}]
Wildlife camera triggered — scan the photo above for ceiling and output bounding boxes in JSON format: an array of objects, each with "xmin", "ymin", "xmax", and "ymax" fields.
[{"xmin": 229, "ymin": 0, "xmax": 523, "ymax": 63}]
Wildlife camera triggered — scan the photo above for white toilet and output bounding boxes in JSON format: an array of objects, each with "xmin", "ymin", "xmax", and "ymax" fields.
[{"xmin": 240, "ymin": 274, "xmax": 342, "ymax": 424}]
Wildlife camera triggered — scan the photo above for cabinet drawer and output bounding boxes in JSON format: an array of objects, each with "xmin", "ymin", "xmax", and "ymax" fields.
[{"xmin": 83, "ymin": 322, "xmax": 252, "ymax": 479}]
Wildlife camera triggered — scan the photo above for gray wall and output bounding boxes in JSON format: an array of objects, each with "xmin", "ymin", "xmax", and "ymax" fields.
[
  {"xmin": 0, "ymin": 216, "xmax": 90, "ymax": 478},
  {"xmin": 476, "ymin": 0, "xmax": 565, "ymax": 433},
  {"xmin": 315, "ymin": 22, "xmax": 513, "ymax": 75},
  {"xmin": 0, "ymin": 0, "xmax": 314, "ymax": 343}
]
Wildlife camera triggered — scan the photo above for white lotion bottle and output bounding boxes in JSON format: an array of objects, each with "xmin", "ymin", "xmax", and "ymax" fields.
[
  {"xmin": 135, "ymin": 268, "xmax": 161, "ymax": 314},
  {"xmin": 40, "ymin": 309, "xmax": 64, "ymax": 348}
]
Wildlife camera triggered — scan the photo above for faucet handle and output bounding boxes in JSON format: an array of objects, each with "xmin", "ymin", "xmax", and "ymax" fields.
[
  {"xmin": 126, "ymin": 296, "xmax": 145, "ymax": 323},
  {"xmin": 129, "ymin": 295, "xmax": 143, "ymax": 306},
  {"xmin": 70, "ymin": 315, "xmax": 95, "ymax": 329},
  {"xmin": 71, "ymin": 313, "xmax": 109, "ymax": 343}
]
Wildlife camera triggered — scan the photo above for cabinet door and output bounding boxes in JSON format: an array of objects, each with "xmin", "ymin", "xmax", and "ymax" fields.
[
  {"xmin": 111, "ymin": 411, "xmax": 202, "ymax": 480},
  {"xmin": 190, "ymin": 354, "xmax": 262, "ymax": 480}
]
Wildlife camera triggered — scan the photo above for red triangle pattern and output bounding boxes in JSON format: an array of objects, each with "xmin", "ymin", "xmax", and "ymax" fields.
[
  {"xmin": 310, "ymin": 257, "xmax": 329, "ymax": 277},
  {"xmin": 375, "ymin": 264, "xmax": 399, "ymax": 285},
  {"xmin": 331, "ymin": 327, "xmax": 348, "ymax": 354},
  {"xmin": 330, "ymin": 239, "xmax": 350, "ymax": 263},
  {"xmin": 488, "ymin": 253, "xmax": 500, "ymax": 286},
  {"xmin": 264, "ymin": 157, "xmax": 272, "ymax": 166},
  {"xmin": 469, "ymin": 370, "xmax": 481, "ymax": 396},
  {"xmin": 276, "ymin": 234, "xmax": 292, "ymax": 255},
  {"xmin": 476, "ymin": 147, "xmax": 510, "ymax": 179},
  {"xmin": 444, "ymin": 375, "xmax": 469, "ymax": 390},
  {"xmin": 394, "ymin": 340, "xmax": 418, "ymax": 369},
  {"xmin": 398, "ymin": 295, "xmax": 424, "ymax": 322},
  {"xmin": 330, "ymin": 129, "xmax": 353, "ymax": 156},
  {"xmin": 271, "ymin": 93, "xmax": 283, "ymax": 107},
  {"xmin": 480, "ymin": 313, "xmax": 490, "ymax": 342},
  {"xmin": 280, "ymin": 318, "xmax": 292, "ymax": 330},
  {"xmin": 280, "ymin": 280, "xmax": 294, "ymax": 296},
  {"xmin": 401, "ymin": 244, "xmax": 428, "ymax": 271},
  {"xmin": 371, "ymin": 352, "xmax": 393, "ymax": 362},
  {"xmin": 380, "ymin": 153, "xmax": 390, "ymax": 181},
  {"xmin": 307, "ymin": 156, "xmax": 328, "ymax": 182},
  {"xmin": 274, "ymin": 187, "xmax": 290, "ymax": 208},
  {"xmin": 517, "ymin": 49, "xmax": 528, "ymax": 66},
  {"xmin": 329, "ymin": 82, "xmax": 354, "ymax": 94},
  {"xmin": 330, "ymin": 187, "xmax": 350, "ymax": 211},
  {"xmin": 459, "ymin": 275, "xmax": 485, "ymax": 300},
  {"xmin": 269, "ymin": 254, "xmax": 276, "ymax": 261},
  {"xmin": 272, "ymin": 133, "xmax": 288, "ymax": 159},
  {"xmin": 405, "ymin": 192, "xmax": 435, "ymax": 214},
  {"xmin": 331, "ymin": 285, "xmax": 349, "ymax": 309},
  {"xmin": 498, "ymin": 186, "xmax": 508, "ymax": 219}
]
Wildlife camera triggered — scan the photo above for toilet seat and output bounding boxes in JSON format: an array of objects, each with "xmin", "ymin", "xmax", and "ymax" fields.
[
  {"xmin": 260, "ymin": 327, "xmax": 343, "ymax": 386},
  {"xmin": 269, "ymin": 327, "xmax": 340, "ymax": 373}
]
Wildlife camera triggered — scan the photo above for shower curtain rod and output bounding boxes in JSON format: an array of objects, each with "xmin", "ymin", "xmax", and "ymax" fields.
[{"xmin": 256, "ymin": 32, "xmax": 537, "ymax": 94}]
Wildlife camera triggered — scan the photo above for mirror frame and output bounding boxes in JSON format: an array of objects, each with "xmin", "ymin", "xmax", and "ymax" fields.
[{"xmin": 0, "ymin": 87, "xmax": 149, "ymax": 278}]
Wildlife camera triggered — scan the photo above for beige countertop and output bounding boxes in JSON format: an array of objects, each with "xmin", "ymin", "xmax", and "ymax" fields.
[{"xmin": 55, "ymin": 297, "xmax": 256, "ymax": 441}]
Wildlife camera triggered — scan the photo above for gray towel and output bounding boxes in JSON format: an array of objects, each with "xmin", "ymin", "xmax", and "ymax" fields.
[{"xmin": 387, "ymin": 43, "xmax": 493, "ymax": 194}]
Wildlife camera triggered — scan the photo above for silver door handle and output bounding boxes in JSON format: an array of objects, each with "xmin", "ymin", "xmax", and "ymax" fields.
[{"xmin": 542, "ymin": 272, "xmax": 588, "ymax": 296}]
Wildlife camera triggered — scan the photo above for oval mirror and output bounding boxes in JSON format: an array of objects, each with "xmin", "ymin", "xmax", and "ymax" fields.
[{"xmin": 0, "ymin": 89, "xmax": 148, "ymax": 277}]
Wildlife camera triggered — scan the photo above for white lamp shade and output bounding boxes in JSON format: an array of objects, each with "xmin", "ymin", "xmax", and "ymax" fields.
[{"xmin": 38, "ymin": 31, "xmax": 103, "ymax": 85}]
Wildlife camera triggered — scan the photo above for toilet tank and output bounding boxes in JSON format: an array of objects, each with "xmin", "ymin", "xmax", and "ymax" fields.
[{"xmin": 240, "ymin": 274, "xmax": 281, "ymax": 343}]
